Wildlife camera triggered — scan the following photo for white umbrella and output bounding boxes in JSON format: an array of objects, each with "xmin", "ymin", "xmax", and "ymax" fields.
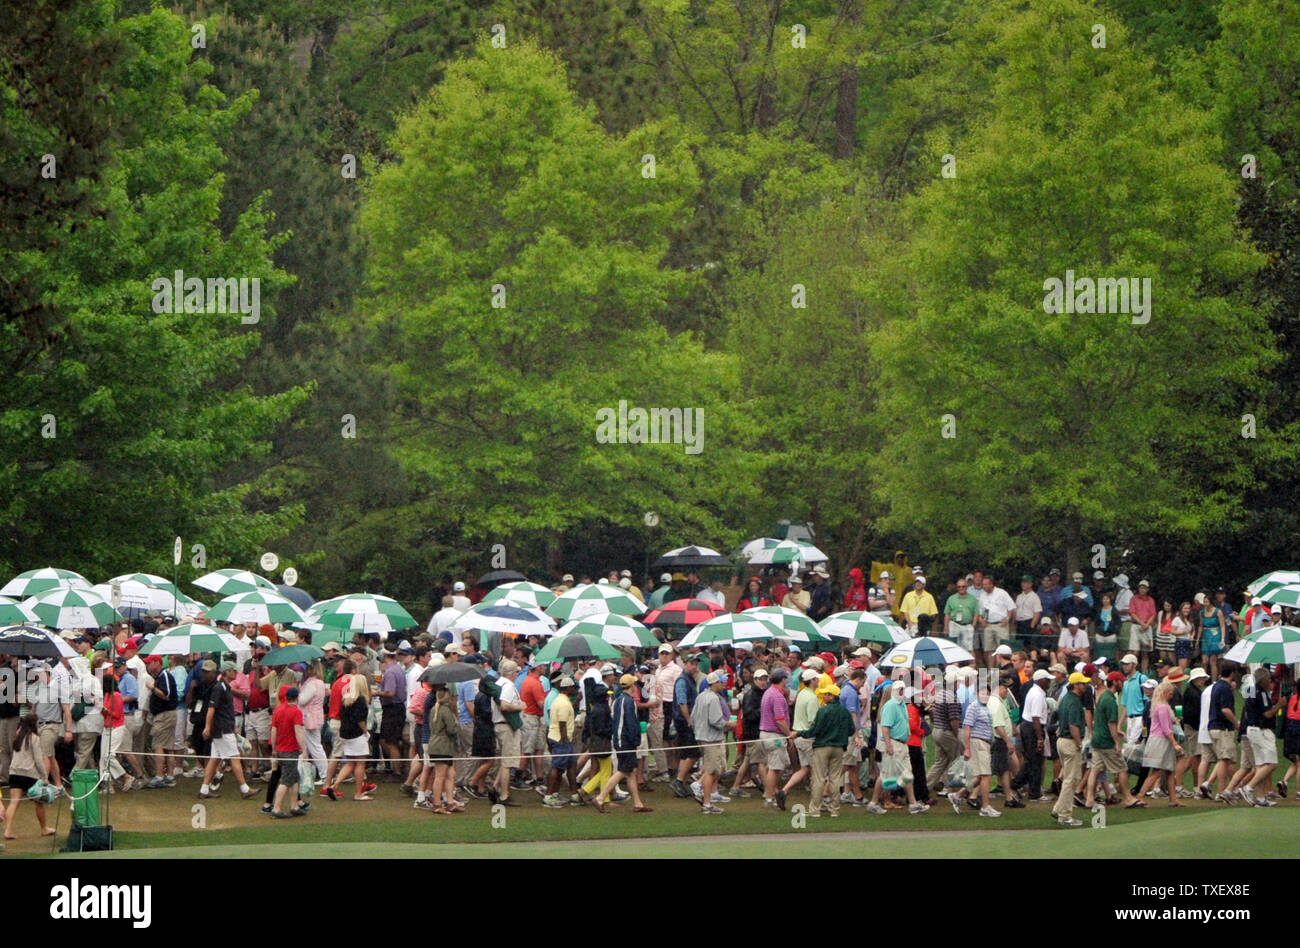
[
  {"xmin": 192, "ymin": 569, "xmax": 278, "ymax": 596},
  {"xmin": 741, "ymin": 605, "xmax": 826, "ymax": 642},
  {"xmin": 451, "ymin": 603, "xmax": 558, "ymax": 637},
  {"xmin": 553, "ymin": 613, "xmax": 658, "ymax": 648},
  {"xmin": 819, "ymin": 610, "xmax": 909, "ymax": 646},
  {"xmin": 206, "ymin": 590, "xmax": 307, "ymax": 626},
  {"xmin": 93, "ymin": 581, "xmax": 202, "ymax": 617},
  {"xmin": 23, "ymin": 586, "xmax": 122, "ymax": 629},
  {"xmin": 481, "ymin": 581, "xmax": 558, "ymax": 610},
  {"xmin": 747, "ymin": 539, "xmax": 828, "ymax": 566},
  {"xmin": 138, "ymin": 624, "xmax": 244, "ymax": 656}
]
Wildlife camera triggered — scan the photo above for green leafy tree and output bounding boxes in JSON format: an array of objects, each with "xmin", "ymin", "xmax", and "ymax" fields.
[
  {"xmin": 869, "ymin": 0, "xmax": 1272, "ymax": 575},
  {"xmin": 0, "ymin": 8, "xmax": 309, "ymax": 581}
]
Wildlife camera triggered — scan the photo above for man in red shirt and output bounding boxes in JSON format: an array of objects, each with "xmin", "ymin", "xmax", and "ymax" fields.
[
  {"xmin": 518, "ymin": 662, "xmax": 548, "ymax": 787},
  {"xmin": 269, "ymin": 686, "xmax": 308, "ymax": 817},
  {"xmin": 321, "ymin": 658, "xmax": 354, "ymax": 797}
]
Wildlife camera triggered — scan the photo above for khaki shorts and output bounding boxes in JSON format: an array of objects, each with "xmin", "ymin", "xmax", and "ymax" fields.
[
  {"xmin": 968, "ymin": 737, "xmax": 992, "ymax": 777},
  {"xmin": 520, "ymin": 714, "xmax": 545, "ymax": 754},
  {"xmin": 1245, "ymin": 726, "xmax": 1276, "ymax": 766},
  {"xmin": 977, "ymin": 622, "xmax": 1010, "ymax": 653},
  {"xmin": 495, "ymin": 722, "xmax": 521, "ymax": 770},
  {"xmin": 741, "ymin": 739, "xmax": 765, "ymax": 768},
  {"xmin": 210, "ymin": 733, "xmax": 240, "ymax": 761},
  {"xmin": 1208, "ymin": 730, "xmax": 1237, "ymax": 763},
  {"xmin": 842, "ymin": 737, "xmax": 862, "ymax": 766},
  {"xmin": 38, "ymin": 722, "xmax": 61, "ymax": 758},
  {"xmin": 1126, "ymin": 622, "xmax": 1153, "ymax": 651},
  {"xmin": 760, "ymin": 733, "xmax": 789, "ymax": 771},
  {"xmin": 1239, "ymin": 734, "xmax": 1255, "ymax": 770},
  {"xmin": 1091, "ymin": 745, "xmax": 1127, "ymax": 775},
  {"xmin": 794, "ymin": 736, "xmax": 814, "ymax": 769},
  {"xmin": 948, "ymin": 623, "xmax": 975, "ymax": 652},
  {"xmin": 700, "ymin": 740, "xmax": 726, "ymax": 776}
]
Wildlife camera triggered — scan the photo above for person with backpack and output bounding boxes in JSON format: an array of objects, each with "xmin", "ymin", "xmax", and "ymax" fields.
[
  {"xmin": 465, "ymin": 672, "xmax": 501, "ymax": 801},
  {"xmin": 580, "ymin": 673, "xmax": 615, "ymax": 802},
  {"xmin": 593, "ymin": 674, "xmax": 653, "ymax": 813},
  {"xmin": 670, "ymin": 653, "xmax": 703, "ymax": 798},
  {"xmin": 143, "ymin": 654, "xmax": 179, "ymax": 788}
]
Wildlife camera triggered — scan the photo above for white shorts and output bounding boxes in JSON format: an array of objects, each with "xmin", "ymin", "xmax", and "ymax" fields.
[
  {"xmin": 948, "ymin": 623, "xmax": 974, "ymax": 652},
  {"xmin": 341, "ymin": 735, "xmax": 370, "ymax": 758},
  {"xmin": 1246, "ymin": 726, "xmax": 1277, "ymax": 766},
  {"xmin": 210, "ymin": 734, "xmax": 240, "ymax": 761}
]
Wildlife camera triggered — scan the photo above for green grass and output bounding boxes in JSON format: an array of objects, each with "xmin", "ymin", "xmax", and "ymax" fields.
[{"xmin": 60, "ymin": 808, "xmax": 1296, "ymax": 859}]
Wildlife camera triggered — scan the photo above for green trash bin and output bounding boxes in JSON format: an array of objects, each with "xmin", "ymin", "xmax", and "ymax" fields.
[{"xmin": 71, "ymin": 769, "xmax": 101, "ymax": 826}]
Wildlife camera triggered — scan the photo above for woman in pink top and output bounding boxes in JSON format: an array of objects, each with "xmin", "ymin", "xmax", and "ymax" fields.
[
  {"xmin": 295, "ymin": 661, "xmax": 328, "ymax": 784},
  {"xmin": 1138, "ymin": 681, "xmax": 1184, "ymax": 806}
]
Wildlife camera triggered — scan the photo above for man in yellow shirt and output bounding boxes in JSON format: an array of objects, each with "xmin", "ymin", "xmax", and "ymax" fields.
[
  {"xmin": 899, "ymin": 577, "xmax": 938, "ymax": 637},
  {"xmin": 542, "ymin": 677, "xmax": 580, "ymax": 807}
]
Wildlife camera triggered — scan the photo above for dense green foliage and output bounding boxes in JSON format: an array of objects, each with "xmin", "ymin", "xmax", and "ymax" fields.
[{"xmin": 3, "ymin": 0, "xmax": 1296, "ymax": 609}]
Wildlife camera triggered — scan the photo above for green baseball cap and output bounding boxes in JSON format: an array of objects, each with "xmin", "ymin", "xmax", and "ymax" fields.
[{"xmin": 92, "ymin": 640, "xmax": 112, "ymax": 652}]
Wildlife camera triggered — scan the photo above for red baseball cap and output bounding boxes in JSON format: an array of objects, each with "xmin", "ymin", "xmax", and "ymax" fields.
[{"xmin": 1106, "ymin": 671, "xmax": 1125, "ymax": 684}]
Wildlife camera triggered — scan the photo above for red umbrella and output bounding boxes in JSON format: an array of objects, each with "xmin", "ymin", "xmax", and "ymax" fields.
[{"xmin": 643, "ymin": 598, "xmax": 726, "ymax": 627}]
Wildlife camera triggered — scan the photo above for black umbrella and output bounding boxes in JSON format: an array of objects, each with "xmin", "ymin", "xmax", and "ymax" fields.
[
  {"xmin": 475, "ymin": 569, "xmax": 526, "ymax": 588},
  {"xmin": 419, "ymin": 663, "xmax": 485, "ymax": 685},
  {"xmin": 0, "ymin": 625, "xmax": 74, "ymax": 659},
  {"xmin": 276, "ymin": 584, "xmax": 315, "ymax": 609},
  {"xmin": 651, "ymin": 545, "xmax": 732, "ymax": 569}
]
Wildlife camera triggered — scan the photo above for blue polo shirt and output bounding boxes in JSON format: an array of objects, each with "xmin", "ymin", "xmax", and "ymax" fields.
[
  {"xmin": 1121, "ymin": 672, "xmax": 1149, "ymax": 717},
  {"xmin": 839, "ymin": 682, "xmax": 861, "ymax": 720},
  {"xmin": 456, "ymin": 679, "xmax": 477, "ymax": 725}
]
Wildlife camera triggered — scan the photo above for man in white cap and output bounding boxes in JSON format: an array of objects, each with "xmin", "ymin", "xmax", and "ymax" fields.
[
  {"xmin": 691, "ymin": 671, "xmax": 734, "ymax": 813},
  {"xmin": 944, "ymin": 576, "xmax": 980, "ymax": 655},
  {"xmin": 868, "ymin": 571, "xmax": 896, "ymax": 619},
  {"xmin": 865, "ymin": 681, "xmax": 929, "ymax": 815},
  {"xmin": 619, "ymin": 569, "xmax": 644, "ymax": 603},
  {"xmin": 646, "ymin": 573, "xmax": 673, "ymax": 611},
  {"xmin": 899, "ymin": 575, "xmax": 937, "ymax": 638},
  {"xmin": 697, "ymin": 576, "xmax": 726, "ymax": 609},
  {"xmin": 782, "ymin": 575, "xmax": 810, "ymax": 614},
  {"xmin": 451, "ymin": 581, "xmax": 471, "ymax": 612},
  {"xmin": 807, "ymin": 565, "xmax": 834, "ymax": 622},
  {"xmin": 776, "ymin": 668, "xmax": 822, "ymax": 809},
  {"xmin": 1011, "ymin": 668, "xmax": 1053, "ymax": 802},
  {"xmin": 649, "ymin": 644, "xmax": 679, "ymax": 781},
  {"xmin": 1057, "ymin": 617, "xmax": 1090, "ymax": 664}
]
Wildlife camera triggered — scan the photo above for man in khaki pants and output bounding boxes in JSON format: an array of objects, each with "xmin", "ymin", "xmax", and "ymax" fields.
[
  {"xmin": 926, "ymin": 668, "xmax": 965, "ymax": 794},
  {"xmin": 1051, "ymin": 672, "xmax": 1090, "ymax": 827},
  {"xmin": 792, "ymin": 682, "xmax": 856, "ymax": 818}
]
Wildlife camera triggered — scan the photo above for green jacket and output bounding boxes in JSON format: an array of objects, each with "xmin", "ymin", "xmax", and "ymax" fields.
[
  {"xmin": 426, "ymin": 701, "xmax": 459, "ymax": 757},
  {"xmin": 797, "ymin": 700, "xmax": 855, "ymax": 749}
]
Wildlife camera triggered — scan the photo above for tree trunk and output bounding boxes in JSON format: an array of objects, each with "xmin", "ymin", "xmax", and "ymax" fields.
[
  {"xmin": 1064, "ymin": 514, "xmax": 1082, "ymax": 579},
  {"xmin": 832, "ymin": 0, "xmax": 861, "ymax": 160}
]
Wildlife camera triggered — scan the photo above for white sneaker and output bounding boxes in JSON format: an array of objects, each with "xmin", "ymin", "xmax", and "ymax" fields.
[
  {"xmin": 1240, "ymin": 786, "xmax": 1255, "ymax": 804},
  {"xmin": 1254, "ymin": 796, "xmax": 1278, "ymax": 807},
  {"xmin": 865, "ymin": 802, "xmax": 885, "ymax": 815},
  {"xmin": 701, "ymin": 803, "xmax": 725, "ymax": 814},
  {"xmin": 979, "ymin": 806, "xmax": 1002, "ymax": 818},
  {"xmin": 712, "ymin": 792, "xmax": 730, "ymax": 804},
  {"xmin": 840, "ymin": 791, "xmax": 856, "ymax": 803},
  {"xmin": 763, "ymin": 798, "xmax": 778, "ymax": 808},
  {"xmin": 908, "ymin": 802, "xmax": 930, "ymax": 814},
  {"xmin": 950, "ymin": 794, "xmax": 963, "ymax": 814}
]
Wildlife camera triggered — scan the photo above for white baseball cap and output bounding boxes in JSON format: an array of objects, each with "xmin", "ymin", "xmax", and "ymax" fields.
[
  {"xmin": 993, "ymin": 644, "xmax": 1013, "ymax": 657},
  {"xmin": 1121, "ymin": 653, "xmax": 1139, "ymax": 665},
  {"xmin": 660, "ymin": 572, "xmax": 671, "ymax": 583},
  {"xmin": 453, "ymin": 581, "xmax": 466, "ymax": 592},
  {"xmin": 619, "ymin": 577, "xmax": 631, "ymax": 589},
  {"xmin": 1066, "ymin": 617, "xmax": 1079, "ymax": 626}
]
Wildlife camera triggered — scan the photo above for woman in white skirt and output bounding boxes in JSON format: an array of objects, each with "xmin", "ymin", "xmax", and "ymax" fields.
[
  {"xmin": 324, "ymin": 674, "xmax": 374, "ymax": 801},
  {"xmin": 1138, "ymin": 681, "xmax": 1184, "ymax": 806}
]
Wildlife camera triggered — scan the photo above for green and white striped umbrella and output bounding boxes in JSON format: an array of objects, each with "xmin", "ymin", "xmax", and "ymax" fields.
[
  {"xmin": 206, "ymin": 590, "xmax": 306, "ymax": 626},
  {"xmin": 93, "ymin": 581, "xmax": 203, "ymax": 617},
  {"xmin": 1246, "ymin": 570, "xmax": 1300, "ymax": 600},
  {"xmin": 307, "ymin": 593, "xmax": 417, "ymax": 634},
  {"xmin": 818, "ymin": 610, "xmax": 909, "ymax": 646},
  {"xmin": 1, "ymin": 567, "xmax": 93, "ymax": 599},
  {"xmin": 481, "ymin": 581, "xmax": 558, "ymax": 610},
  {"xmin": 746, "ymin": 539, "xmax": 828, "ymax": 566},
  {"xmin": 0, "ymin": 597, "xmax": 41, "ymax": 626},
  {"xmin": 555, "ymin": 613, "xmax": 659, "ymax": 649},
  {"xmin": 741, "ymin": 605, "xmax": 829, "ymax": 643},
  {"xmin": 736, "ymin": 537, "xmax": 783, "ymax": 559},
  {"xmin": 679, "ymin": 612, "xmax": 779, "ymax": 647},
  {"xmin": 1260, "ymin": 584, "xmax": 1300, "ymax": 609},
  {"xmin": 24, "ymin": 586, "xmax": 122, "ymax": 629},
  {"xmin": 138, "ymin": 624, "xmax": 244, "ymax": 657},
  {"xmin": 546, "ymin": 583, "xmax": 645, "ymax": 621},
  {"xmin": 1223, "ymin": 625, "xmax": 1300, "ymax": 665},
  {"xmin": 192, "ymin": 569, "xmax": 278, "ymax": 596}
]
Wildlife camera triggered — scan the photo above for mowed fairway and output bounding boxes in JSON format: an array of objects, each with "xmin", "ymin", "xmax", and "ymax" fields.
[{"xmin": 8, "ymin": 776, "xmax": 1295, "ymax": 859}]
